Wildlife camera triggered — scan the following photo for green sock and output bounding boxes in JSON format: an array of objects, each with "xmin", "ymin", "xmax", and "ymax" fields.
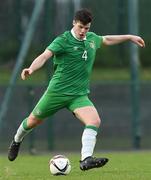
[
  {"xmin": 14, "ymin": 118, "xmax": 32, "ymax": 142},
  {"xmin": 22, "ymin": 118, "xmax": 32, "ymax": 131}
]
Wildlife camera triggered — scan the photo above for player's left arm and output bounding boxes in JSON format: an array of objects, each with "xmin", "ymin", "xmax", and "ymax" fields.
[{"xmin": 102, "ymin": 35, "xmax": 145, "ymax": 48}]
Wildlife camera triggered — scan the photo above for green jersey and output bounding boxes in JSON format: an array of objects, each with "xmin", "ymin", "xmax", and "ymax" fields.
[{"xmin": 47, "ymin": 30, "xmax": 103, "ymax": 95}]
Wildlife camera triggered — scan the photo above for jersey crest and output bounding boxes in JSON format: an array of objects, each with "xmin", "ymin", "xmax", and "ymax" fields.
[{"xmin": 89, "ymin": 41, "xmax": 95, "ymax": 49}]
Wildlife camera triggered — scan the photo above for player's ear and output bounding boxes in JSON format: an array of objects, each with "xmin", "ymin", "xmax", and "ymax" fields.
[{"xmin": 73, "ymin": 20, "xmax": 76, "ymax": 26}]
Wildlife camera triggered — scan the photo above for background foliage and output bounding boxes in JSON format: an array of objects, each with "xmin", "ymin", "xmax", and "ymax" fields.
[{"xmin": 0, "ymin": 0, "xmax": 150, "ymax": 68}]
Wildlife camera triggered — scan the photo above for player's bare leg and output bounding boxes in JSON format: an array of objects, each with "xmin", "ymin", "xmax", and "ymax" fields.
[
  {"xmin": 8, "ymin": 114, "xmax": 42, "ymax": 161},
  {"xmin": 73, "ymin": 106, "xmax": 109, "ymax": 170}
]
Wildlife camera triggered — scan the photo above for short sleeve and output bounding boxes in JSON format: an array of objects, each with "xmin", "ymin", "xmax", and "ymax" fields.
[
  {"xmin": 99, "ymin": 36, "xmax": 103, "ymax": 47},
  {"xmin": 47, "ymin": 35, "xmax": 65, "ymax": 55},
  {"xmin": 95, "ymin": 34, "xmax": 103, "ymax": 49}
]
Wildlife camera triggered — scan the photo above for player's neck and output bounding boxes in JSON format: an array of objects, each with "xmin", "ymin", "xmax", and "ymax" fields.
[{"xmin": 71, "ymin": 29, "xmax": 86, "ymax": 41}]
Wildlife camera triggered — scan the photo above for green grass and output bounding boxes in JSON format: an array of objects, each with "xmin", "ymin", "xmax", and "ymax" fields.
[
  {"xmin": 92, "ymin": 67, "xmax": 151, "ymax": 82},
  {"xmin": 1, "ymin": 67, "xmax": 151, "ymax": 85},
  {"xmin": 0, "ymin": 68, "xmax": 47, "ymax": 85},
  {"xmin": 1, "ymin": 151, "xmax": 151, "ymax": 180}
]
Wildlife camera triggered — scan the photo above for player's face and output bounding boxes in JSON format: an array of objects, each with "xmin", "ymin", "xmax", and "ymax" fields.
[{"xmin": 73, "ymin": 20, "xmax": 91, "ymax": 40}]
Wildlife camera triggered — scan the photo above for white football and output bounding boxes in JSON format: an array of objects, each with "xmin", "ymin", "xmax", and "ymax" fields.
[{"xmin": 49, "ymin": 155, "xmax": 71, "ymax": 175}]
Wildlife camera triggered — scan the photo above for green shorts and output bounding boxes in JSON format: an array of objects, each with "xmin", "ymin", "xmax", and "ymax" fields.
[{"xmin": 32, "ymin": 91, "xmax": 94, "ymax": 119}]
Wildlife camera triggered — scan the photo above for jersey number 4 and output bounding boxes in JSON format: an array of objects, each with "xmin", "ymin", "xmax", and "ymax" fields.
[{"xmin": 82, "ymin": 50, "xmax": 88, "ymax": 61}]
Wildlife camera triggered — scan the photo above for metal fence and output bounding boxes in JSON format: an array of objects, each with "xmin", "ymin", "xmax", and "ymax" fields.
[{"xmin": 0, "ymin": 82, "xmax": 151, "ymax": 152}]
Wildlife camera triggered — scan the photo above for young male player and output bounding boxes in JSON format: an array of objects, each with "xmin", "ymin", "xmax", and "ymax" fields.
[{"xmin": 8, "ymin": 8, "xmax": 145, "ymax": 170}]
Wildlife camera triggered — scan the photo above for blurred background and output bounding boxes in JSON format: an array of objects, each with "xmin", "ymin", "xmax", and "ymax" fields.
[{"xmin": 0, "ymin": 0, "xmax": 151, "ymax": 153}]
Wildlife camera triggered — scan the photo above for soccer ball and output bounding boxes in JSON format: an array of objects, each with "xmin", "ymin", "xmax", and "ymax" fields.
[{"xmin": 49, "ymin": 155, "xmax": 71, "ymax": 175}]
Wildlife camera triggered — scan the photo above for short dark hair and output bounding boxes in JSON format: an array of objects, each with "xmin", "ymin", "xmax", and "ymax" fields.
[{"xmin": 74, "ymin": 8, "xmax": 93, "ymax": 25}]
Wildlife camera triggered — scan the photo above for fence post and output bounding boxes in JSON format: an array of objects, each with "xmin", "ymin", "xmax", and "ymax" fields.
[{"xmin": 128, "ymin": 0, "xmax": 141, "ymax": 149}]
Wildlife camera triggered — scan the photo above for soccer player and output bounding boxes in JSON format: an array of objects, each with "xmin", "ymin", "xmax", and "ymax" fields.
[{"xmin": 8, "ymin": 8, "xmax": 145, "ymax": 170}]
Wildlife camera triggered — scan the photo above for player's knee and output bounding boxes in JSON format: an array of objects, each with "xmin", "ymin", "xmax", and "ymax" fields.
[
  {"xmin": 94, "ymin": 118, "xmax": 101, "ymax": 127},
  {"xmin": 86, "ymin": 118, "xmax": 101, "ymax": 128},
  {"xmin": 27, "ymin": 114, "xmax": 43, "ymax": 128}
]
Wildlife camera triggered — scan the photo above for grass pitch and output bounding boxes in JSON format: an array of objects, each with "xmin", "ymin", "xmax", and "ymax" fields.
[{"xmin": 1, "ymin": 151, "xmax": 151, "ymax": 180}]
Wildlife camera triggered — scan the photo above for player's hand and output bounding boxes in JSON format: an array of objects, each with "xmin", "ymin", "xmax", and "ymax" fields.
[
  {"xmin": 130, "ymin": 35, "xmax": 145, "ymax": 48},
  {"xmin": 21, "ymin": 68, "xmax": 33, "ymax": 80}
]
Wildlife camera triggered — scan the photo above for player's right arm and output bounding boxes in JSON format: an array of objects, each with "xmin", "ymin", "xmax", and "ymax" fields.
[{"xmin": 21, "ymin": 49, "xmax": 53, "ymax": 80}]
